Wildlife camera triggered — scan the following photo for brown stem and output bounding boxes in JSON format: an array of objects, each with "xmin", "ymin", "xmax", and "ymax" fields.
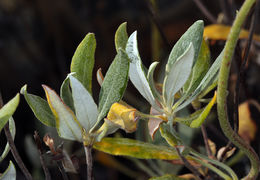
[
  {"xmin": 84, "ymin": 145, "xmax": 93, "ymax": 180},
  {"xmin": 4, "ymin": 123, "xmax": 33, "ymax": 180},
  {"xmin": 201, "ymin": 125, "xmax": 213, "ymax": 158}
]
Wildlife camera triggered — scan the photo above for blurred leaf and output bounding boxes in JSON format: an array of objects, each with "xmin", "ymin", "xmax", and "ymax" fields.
[
  {"xmin": 203, "ymin": 24, "xmax": 260, "ymax": 42},
  {"xmin": 0, "ymin": 94, "xmax": 19, "ymax": 132},
  {"xmin": 183, "ymin": 40, "xmax": 210, "ymax": 94},
  {"xmin": 147, "ymin": 62, "xmax": 161, "ymax": 100},
  {"xmin": 190, "ymin": 91, "xmax": 216, "ymax": 128},
  {"xmin": 0, "ymin": 161, "xmax": 16, "ymax": 180},
  {"xmin": 0, "ymin": 118, "xmax": 15, "ymax": 163},
  {"xmin": 60, "ymin": 76, "xmax": 74, "ymax": 112},
  {"xmin": 21, "ymin": 85, "xmax": 55, "ymax": 127},
  {"xmin": 238, "ymin": 101, "xmax": 257, "ymax": 142},
  {"xmin": 160, "ymin": 125, "xmax": 182, "ymax": 147},
  {"xmin": 97, "ymin": 49, "xmax": 129, "ymax": 125},
  {"xmin": 69, "ymin": 75, "xmax": 98, "ymax": 132},
  {"xmin": 126, "ymin": 31, "xmax": 156, "ymax": 108},
  {"xmin": 149, "ymin": 174, "xmax": 186, "ymax": 180},
  {"xmin": 94, "ymin": 137, "xmax": 182, "ymax": 160},
  {"xmin": 217, "ymin": 147, "xmax": 236, "ymax": 161},
  {"xmin": 166, "ymin": 20, "xmax": 204, "ymax": 74},
  {"xmin": 42, "ymin": 85, "xmax": 82, "ymax": 141},
  {"xmin": 106, "ymin": 102, "xmax": 137, "ymax": 133},
  {"xmin": 115, "ymin": 22, "xmax": 128, "ymax": 52},
  {"xmin": 163, "ymin": 43, "xmax": 194, "ymax": 107},
  {"xmin": 70, "ymin": 33, "xmax": 96, "ymax": 94},
  {"xmin": 208, "ymin": 139, "xmax": 216, "ymax": 156}
]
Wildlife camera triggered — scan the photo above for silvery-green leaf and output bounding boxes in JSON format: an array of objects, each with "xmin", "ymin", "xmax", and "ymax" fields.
[
  {"xmin": 70, "ymin": 33, "xmax": 96, "ymax": 94},
  {"xmin": 126, "ymin": 31, "xmax": 156, "ymax": 107},
  {"xmin": 69, "ymin": 75, "xmax": 98, "ymax": 132},
  {"xmin": 147, "ymin": 62, "xmax": 161, "ymax": 100},
  {"xmin": 163, "ymin": 43, "xmax": 194, "ymax": 107},
  {"xmin": 115, "ymin": 22, "xmax": 128, "ymax": 52},
  {"xmin": 96, "ymin": 49, "xmax": 129, "ymax": 129},
  {"xmin": 0, "ymin": 118, "xmax": 15, "ymax": 163},
  {"xmin": 174, "ymin": 50, "xmax": 223, "ymax": 112},
  {"xmin": 0, "ymin": 161, "xmax": 16, "ymax": 180},
  {"xmin": 166, "ymin": 20, "xmax": 204, "ymax": 74},
  {"xmin": 60, "ymin": 76, "xmax": 75, "ymax": 112},
  {"xmin": 20, "ymin": 85, "xmax": 55, "ymax": 127},
  {"xmin": 43, "ymin": 85, "xmax": 83, "ymax": 142},
  {"xmin": 0, "ymin": 94, "xmax": 19, "ymax": 133}
]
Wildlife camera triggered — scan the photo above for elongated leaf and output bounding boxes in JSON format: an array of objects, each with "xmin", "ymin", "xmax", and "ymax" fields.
[
  {"xmin": 0, "ymin": 94, "xmax": 19, "ymax": 132},
  {"xmin": 0, "ymin": 118, "xmax": 15, "ymax": 163},
  {"xmin": 190, "ymin": 91, "xmax": 216, "ymax": 128},
  {"xmin": 97, "ymin": 49, "xmax": 129, "ymax": 126},
  {"xmin": 166, "ymin": 20, "xmax": 204, "ymax": 74},
  {"xmin": 70, "ymin": 33, "xmax": 96, "ymax": 94},
  {"xmin": 147, "ymin": 62, "xmax": 161, "ymax": 100},
  {"xmin": 149, "ymin": 174, "xmax": 186, "ymax": 180},
  {"xmin": 163, "ymin": 43, "xmax": 194, "ymax": 107},
  {"xmin": 0, "ymin": 161, "xmax": 16, "ymax": 180},
  {"xmin": 174, "ymin": 109, "xmax": 203, "ymax": 126},
  {"xmin": 69, "ymin": 75, "xmax": 98, "ymax": 132},
  {"xmin": 183, "ymin": 40, "xmax": 210, "ymax": 94},
  {"xmin": 60, "ymin": 76, "xmax": 74, "ymax": 112},
  {"xmin": 94, "ymin": 137, "xmax": 180, "ymax": 160},
  {"xmin": 21, "ymin": 85, "xmax": 55, "ymax": 127},
  {"xmin": 126, "ymin": 31, "xmax": 156, "ymax": 107},
  {"xmin": 43, "ymin": 85, "xmax": 82, "ymax": 142},
  {"xmin": 115, "ymin": 22, "xmax": 128, "ymax": 52}
]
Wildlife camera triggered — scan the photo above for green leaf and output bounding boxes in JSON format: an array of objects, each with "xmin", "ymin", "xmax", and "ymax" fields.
[
  {"xmin": 0, "ymin": 94, "xmax": 19, "ymax": 133},
  {"xmin": 190, "ymin": 91, "xmax": 216, "ymax": 128},
  {"xmin": 149, "ymin": 174, "xmax": 186, "ymax": 180},
  {"xmin": 174, "ymin": 109, "xmax": 203, "ymax": 126},
  {"xmin": 96, "ymin": 49, "xmax": 129, "ymax": 126},
  {"xmin": 166, "ymin": 20, "xmax": 204, "ymax": 74},
  {"xmin": 115, "ymin": 22, "xmax": 128, "ymax": 52},
  {"xmin": 147, "ymin": 62, "xmax": 161, "ymax": 100},
  {"xmin": 70, "ymin": 33, "xmax": 96, "ymax": 94},
  {"xmin": 0, "ymin": 118, "xmax": 15, "ymax": 163},
  {"xmin": 20, "ymin": 85, "xmax": 55, "ymax": 127},
  {"xmin": 163, "ymin": 43, "xmax": 194, "ymax": 107},
  {"xmin": 183, "ymin": 39, "xmax": 210, "ymax": 94},
  {"xmin": 69, "ymin": 75, "xmax": 98, "ymax": 132},
  {"xmin": 93, "ymin": 137, "xmax": 181, "ymax": 160},
  {"xmin": 0, "ymin": 161, "xmax": 16, "ymax": 180},
  {"xmin": 43, "ymin": 85, "xmax": 83, "ymax": 142},
  {"xmin": 60, "ymin": 76, "xmax": 75, "ymax": 112},
  {"xmin": 126, "ymin": 31, "xmax": 156, "ymax": 108}
]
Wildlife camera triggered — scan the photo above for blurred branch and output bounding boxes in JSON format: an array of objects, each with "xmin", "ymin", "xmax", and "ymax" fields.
[{"xmin": 192, "ymin": 0, "xmax": 217, "ymax": 23}]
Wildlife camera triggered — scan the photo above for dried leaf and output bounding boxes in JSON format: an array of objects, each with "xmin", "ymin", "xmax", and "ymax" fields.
[
  {"xmin": 238, "ymin": 101, "xmax": 257, "ymax": 142},
  {"xmin": 148, "ymin": 107, "xmax": 164, "ymax": 139},
  {"xmin": 204, "ymin": 24, "xmax": 260, "ymax": 42},
  {"xmin": 217, "ymin": 147, "xmax": 236, "ymax": 161},
  {"xmin": 208, "ymin": 139, "xmax": 216, "ymax": 156}
]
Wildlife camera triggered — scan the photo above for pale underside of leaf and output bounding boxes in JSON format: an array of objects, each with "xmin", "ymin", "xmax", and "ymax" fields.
[
  {"xmin": 0, "ymin": 161, "xmax": 16, "ymax": 180},
  {"xmin": 147, "ymin": 62, "xmax": 162, "ymax": 101},
  {"xmin": 69, "ymin": 75, "xmax": 98, "ymax": 132},
  {"xmin": 43, "ymin": 85, "xmax": 83, "ymax": 142}
]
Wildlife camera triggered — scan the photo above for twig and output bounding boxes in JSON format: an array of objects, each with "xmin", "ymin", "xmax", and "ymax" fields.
[
  {"xmin": 175, "ymin": 148, "xmax": 202, "ymax": 180},
  {"xmin": 201, "ymin": 125, "xmax": 213, "ymax": 158},
  {"xmin": 33, "ymin": 131, "xmax": 51, "ymax": 180},
  {"xmin": 4, "ymin": 123, "xmax": 33, "ymax": 180},
  {"xmin": 192, "ymin": 0, "xmax": 217, "ymax": 23},
  {"xmin": 84, "ymin": 145, "xmax": 93, "ymax": 180}
]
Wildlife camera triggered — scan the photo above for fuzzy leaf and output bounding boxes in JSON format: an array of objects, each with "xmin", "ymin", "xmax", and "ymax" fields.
[
  {"xmin": 147, "ymin": 62, "xmax": 161, "ymax": 100},
  {"xmin": 0, "ymin": 161, "xmax": 16, "ymax": 180},
  {"xmin": 190, "ymin": 91, "xmax": 216, "ymax": 128},
  {"xmin": 69, "ymin": 75, "xmax": 98, "ymax": 132},
  {"xmin": 21, "ymin": 85, "xmax": 55, "ymax": 127},
  {"xmin": 163, "ymin": 43, "xmax": 194, "ymax": 107},
  {"xmin": 203, "ymin": 24, "xmax": 260, "ymax": 42},
  {"xmin": 126, "ymin": 31, "xmax": 156, "ymax": 107},
  {"xmin": 0, "ymin": 118, "xmax": 15, "ymax": 163},
  {"xmin": 70, "ymin": 33, "xmax": 96, "ymax": 94},
  {"xmin": 97, "ymin": 49, "xmax": 129, "ymax": 126},
  {"xmin": 94, "ymin": 137, "xmax": 181, "ymax": 160},
  {"xmin": 174, "ymin": 109, "xmax": 203, "ymax": 126},
  {"xmin": 166, "ymin": 20, "xmax": 204, "ymax": 74},
  {"xmin": 43, "ymin": 85, "xmax": 82, "ymax": 141},
  {"xmin": 115, "ymin": 22, "xmax": 128, "ymax": 52},
  {"xmin": 0, "ymin": 94, "xmax": 19, "ymax": 132},
  {"xmin": 60, "ymin": 76, "xmax": 74, "ymax": 112}
]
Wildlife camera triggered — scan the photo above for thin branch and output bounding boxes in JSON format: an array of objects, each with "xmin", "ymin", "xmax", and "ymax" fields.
[
  {"xmin": 33, "ymin": 131, "xmax": 51, "ymax": 180},
  {"xmin": 192, "ymin": 0, "xmax": 217, "ymax": 23},
  {"xmin": 84, "ymin": 145, "xmax": 93, "ymax": 180},
  {"xmin": 201, "ymin": 125, "xmax": 213, "ymax": 158},
  {"xmin": 4, "ymin": 123, "xmax": 33, "ymax": 180}
]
